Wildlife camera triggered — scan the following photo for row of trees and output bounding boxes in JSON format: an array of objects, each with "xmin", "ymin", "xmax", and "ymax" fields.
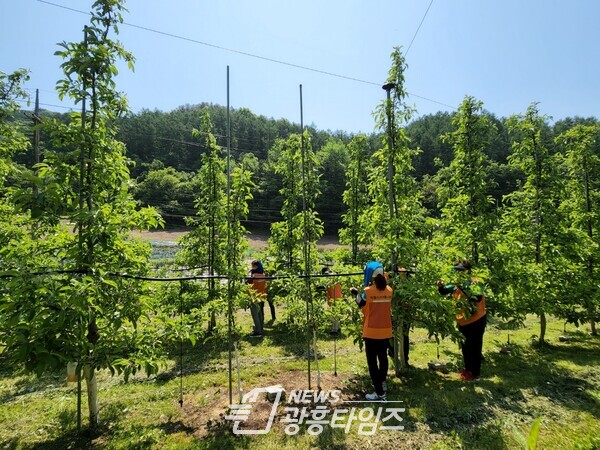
[
  {"xmin": 1, "ymin": 1, "xmax": 173, "ymax": 429},
  {"xmin": 1, "ymin": 0, "xmax": 598, "ymax": 431},
  {"xmin": 15, "ymin": 95, "xmax": 596, "ymax": 233}
]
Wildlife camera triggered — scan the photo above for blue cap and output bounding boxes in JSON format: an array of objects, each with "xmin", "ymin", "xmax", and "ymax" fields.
[{"xmin": 364, "ymin": 261, "xmax": 384, "ymax": 287}]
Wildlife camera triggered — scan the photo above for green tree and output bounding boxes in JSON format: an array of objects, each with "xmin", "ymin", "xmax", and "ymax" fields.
[
  {"xmin": 0, "ymin": 69, "xmax": 30, "ymax": 190},
  {"xmin": 501, "ymin": 104, "xmax": 568, "ymax": 345},
  {"xmin": 556, "ymin": 124, "xmax": 600, "ymax": 335},
  {"xmin": 0, "ymin": 68, "xmax": 32, "ymax": 270},
  {"xmin": 315, "ymin": 138, "xmax": 348, "ymax": 234},
  {"xmin": 179, "ymin": 110, "xmax": 228, "ymax": 331},
  {"xmin": 1, "ymin": 1, "xmax": 165, "ymax": 430},
  {"xmin": 267, "ymin": 132, "xmax": 323, "ymax": 271},
  {"xmin": 339, "ymin": 134, "xmax": 370, "ymax": 264},
  {"xmin": 367, "ymin": 46, "xmax": 422, "ymax": 375},
  {"xmin": 133, "ymin": 166, "xmax": 193, "ymax": 214},
  {"xmin": 405, "ymin": 111, "xmax": 454, "ymax": 178},
  {"xmin": 438, "ymin": 96, "xmax": 496, "ymax": 265}
]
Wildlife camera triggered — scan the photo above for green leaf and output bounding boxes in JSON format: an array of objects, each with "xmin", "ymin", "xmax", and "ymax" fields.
[
  {"xmin": 102, "ymin": 278, "xmax": 119, "ymax": 289},
  {"xmin": 528, "ymin": 418, "xmax": 542, "ymax": 450}
]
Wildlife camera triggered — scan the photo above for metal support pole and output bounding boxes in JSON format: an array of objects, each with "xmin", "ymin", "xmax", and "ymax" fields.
[
  {"xmin": 382, "ymin": 82, "xmax": 408, "ymax": 376},
  {"xmin": 76, "ymin": 28, "xmax": 89, "ymax": 434},
  {"xmin": 226, "ymin": 66, "xmax": 234, "ymax": 405},
  {"xmin": 333, "ymin": 330, "xmax": 338, "ymax": 377},
  {"xmin": 179, "ymin": 282, "xmax": 184, "ymax": 407},
  {"xmin": 299, "ymin": 84, "xmax": 312, "ymax": 390},
  {"xmin": 382, "ymin": 82, "xmax": 396, "ymax": 270},
  {"xmin": 76, "ymin": 365, "xmax": 81, "ymax": 432}
]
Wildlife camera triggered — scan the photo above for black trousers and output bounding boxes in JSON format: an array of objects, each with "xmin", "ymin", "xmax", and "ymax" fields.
[
  {"xmin": 364, "ymin": 338, "xmax": 389, "ymax": 396},
  {"xmin": 260, "ymin": 300, "xmax": 276, "ymax": 321},
  {"xmin": 458, "ymin": 315, "xmax": 487, "ymax": 377}
]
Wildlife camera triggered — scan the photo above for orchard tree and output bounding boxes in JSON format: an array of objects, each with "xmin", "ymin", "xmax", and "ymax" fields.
[
  {"xmin": 178, "ymin": 111, "xmax": 255, "ymax": 335},
  {"xmin": 266, "ymin": 130, "xmax": 323, "ymax": 388},
  {"xmin": 1, "ymin": 1, "xmax": 166, "ymax": 430},
  {"xmin": 556, "ymin": 124, "xmax": 600, "ymax": 335},
  {"xmin": 0, "ymin": 69, "xmax": 31, "ymax": 245},
  {"xmin": 367, "ymin": 46, "xmax": 422, "ymax": 375},
  {"xmin": 339, "ymin": 134, "xmax": 371, "ymax": 264},
  {"xmin": 179, "ymin": 110, "xmax": 228, "ymax": 331},
  {"xmin": 225, "ymin": 153, "xmax": 256, "ymax": 331},
  {"xmin": 266, "ymin": 136, "xmax": 302, "ymax": 269},
  {"xmin": 438, "ymin": 96, "xmax": 496, "ymax": 265},
  {"xmin": 501, "ymin": 104, "xmax": 568, "ymax": 345},
  {"xmin": 267, "ymin": 132, "xmax": 323, "ymax": 271},
  {"xmin": 0, "ymin": 69, "xmax": 30, "ymax": 189},
  {"xmin": 227, "ymin": 154, "xmax": 256, "ymax": 278}
]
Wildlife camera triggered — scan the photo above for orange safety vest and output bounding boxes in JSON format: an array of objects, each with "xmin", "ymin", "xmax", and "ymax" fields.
[
  {"xmin": 250, "ymin": 273, "xmax": 267, "ymax": 299},
  {"xmin": 362, "ymin": 285, "xmax": 393, "ymax": 339},
  {"xmin": 453, "ymin": 277, "xmax": 486, "ymax": 326},
  {"xmin": 326, "ymin": 283, "xmax": 342, "ymax": 305}
]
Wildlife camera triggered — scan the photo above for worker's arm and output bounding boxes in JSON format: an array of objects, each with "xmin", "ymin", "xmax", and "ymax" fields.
[
  {"xmin": 350, "ymin": 287, "xmax": 366, "ymax": 308},
  {"xmin": 437, "ymin": 281, "xmax": 455, "ymax": 296}
]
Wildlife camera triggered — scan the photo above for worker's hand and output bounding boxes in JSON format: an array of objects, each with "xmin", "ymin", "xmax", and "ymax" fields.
[
  {"xmin": 436, "ymin": 280, "xmax": 444, "ymax": 288},
  {"xmin": 350, "ymin": 287, "xmax": 358, "ymax": 296}
]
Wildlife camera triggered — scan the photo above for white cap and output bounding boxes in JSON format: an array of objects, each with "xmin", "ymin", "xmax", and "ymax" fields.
[{"xmin": 371, "ymin": 267, "xmax": 384, "ymax": 280}]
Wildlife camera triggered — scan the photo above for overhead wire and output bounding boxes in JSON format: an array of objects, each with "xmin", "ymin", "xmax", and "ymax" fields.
[
  {"xmin": 34, "ymin": 0, "xmax": 455, "ymax": 111},
  {"xmin": 35, "ymin": 0, "xmax": 378, "ymax": 87},
  {"xmin": 405, "ymin": 0, "xmax": 435, "ymax": 57},
  {"xmin": 15, "ymin": 98, "xmax": 74, "ymax": 111}
]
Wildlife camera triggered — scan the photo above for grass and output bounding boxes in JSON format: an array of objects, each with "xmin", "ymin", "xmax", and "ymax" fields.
[{"xmin": 0, "ymin": 310, "xmax": 599, "ymax": 449}]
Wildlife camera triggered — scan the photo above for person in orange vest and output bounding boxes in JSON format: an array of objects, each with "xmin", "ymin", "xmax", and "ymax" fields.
[
  {"xmin": 246, "ymin": 260, "xmax": 267, "ymax": 337},
  {"xmin": 438, "ymin": 259, "xmax": 486, "ymax": 381},
  {"xmin": 350, "ymin": 261, "xmax": 393, "ymax": 401},
  {"xmin": 320, "ymin": 267, "xmax": 343, "ymax": 334}
]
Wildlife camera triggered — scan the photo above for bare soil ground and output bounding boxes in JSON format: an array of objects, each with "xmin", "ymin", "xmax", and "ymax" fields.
[
  {"xmin": 181, "ymin": 370, "xmax": 356, "ymax": 439},
  {"xmin": 131, "ymin": 227, "xmax": 343, "ymax": 250}
]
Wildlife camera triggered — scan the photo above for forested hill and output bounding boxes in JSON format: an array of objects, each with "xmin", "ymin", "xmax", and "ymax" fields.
[
  {"xmin": 113, "ymin": 103, "xmax": 375, "ymax": 231},
  {"xmin": 15, "ymin": 103, "xmax": 598, "ymax": 233}
]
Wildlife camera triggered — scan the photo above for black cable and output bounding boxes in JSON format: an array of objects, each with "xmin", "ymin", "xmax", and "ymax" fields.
[
  {"xmin": 35, "ymin": 0, "xmax": 378, "ymax": 87},
  {"xmin": 15, "ymin": 98, "xmax": 74, "ymax": 111},
  {"xmin": 405, "ymin": 0, "xmax": 435, "ymax": 57},
  {"xmin": 0, "ymin": 268, "xmax": 362, "ymax": 282},
  {"xmin": 0, "ymin": 269, "xmax": 86, "ymax": 278},
  {"xmin": 34, "ymin": 0, "xmax": 455, "ymax": 110}
]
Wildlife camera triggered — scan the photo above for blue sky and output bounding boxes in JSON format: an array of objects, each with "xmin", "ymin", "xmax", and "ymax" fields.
[{"xmin": 1, "ymin": 0, "xmax": 599, "ymax": 133}]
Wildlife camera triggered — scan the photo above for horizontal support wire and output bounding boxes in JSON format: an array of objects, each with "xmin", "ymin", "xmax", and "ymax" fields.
[{"xmin": 0, "ymin": 269, "xmax": 363, "ymax": 282}]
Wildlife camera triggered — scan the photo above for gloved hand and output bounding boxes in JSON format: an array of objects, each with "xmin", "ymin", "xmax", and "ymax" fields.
[{"xmin": 350, "ymin": 287, "xmax": 358, "ymax": 296}]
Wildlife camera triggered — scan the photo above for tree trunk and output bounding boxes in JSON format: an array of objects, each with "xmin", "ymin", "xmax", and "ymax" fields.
[
  {"xmin": 209, "ymin": 310, "xmax": 217, "ymax": 331},
  {"xmin": 84, "ymin": 365, "xmax": 99, "ymax": 429},
  {"xmin": 208, "ymin": 278, "xmax": 216, "ymax": 332},
  {"xmin": 539, "ymin": 311, "xmax": 547, "ymax": 346},
  {"xmin": 393, "ymin": 319, "xmax": 406, "ymax": 377},
  {"xmin": 591, "ymin": 321, "xmax": 597, "ymax": 336}
]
